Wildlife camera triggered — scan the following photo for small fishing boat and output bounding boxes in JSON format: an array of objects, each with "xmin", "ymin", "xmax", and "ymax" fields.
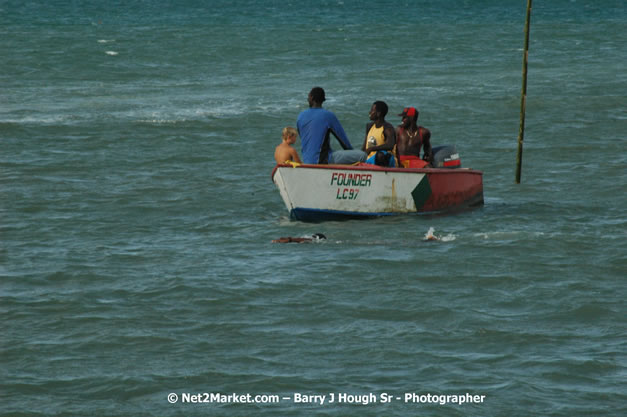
[{"xmin": 272, "ymin": 146, "xmax": 484, "ymax": 221}]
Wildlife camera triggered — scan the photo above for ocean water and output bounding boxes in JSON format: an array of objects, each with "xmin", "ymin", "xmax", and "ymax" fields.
[{"xmin": 1, "ymin": 1, "xmax": 626, "ymax": 416}]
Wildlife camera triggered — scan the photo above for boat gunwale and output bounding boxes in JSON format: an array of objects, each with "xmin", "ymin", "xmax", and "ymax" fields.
[{"xmin": 271, "ymin": 163, "xmax": 483, "ymax": 181}]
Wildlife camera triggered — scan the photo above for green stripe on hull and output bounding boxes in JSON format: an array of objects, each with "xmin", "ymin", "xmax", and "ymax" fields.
[{"xmin": 411, "ymin": 175, "xmax": 432, "ymax": 210}]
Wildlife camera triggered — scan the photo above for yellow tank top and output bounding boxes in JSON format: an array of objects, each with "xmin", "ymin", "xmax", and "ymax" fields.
[{"xmin": 366, "ymin": 124, "xmax": 385, "ymax": 158}]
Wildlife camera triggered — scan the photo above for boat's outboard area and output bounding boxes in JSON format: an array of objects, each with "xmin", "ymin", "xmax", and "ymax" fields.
[{"xmin": 432, "ymin": 145, "xmax": 461, "ymax": 168}]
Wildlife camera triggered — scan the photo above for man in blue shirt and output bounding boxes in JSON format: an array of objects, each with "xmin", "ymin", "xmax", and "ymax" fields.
[{"xmin": 297, "ymin": 87, "xmax": 367, "ymax": 164}]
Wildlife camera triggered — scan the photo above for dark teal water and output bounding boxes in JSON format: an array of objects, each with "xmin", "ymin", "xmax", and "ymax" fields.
[{"xmin": 2, "ymin": 1, "xmax": 626, "ymax": 416}]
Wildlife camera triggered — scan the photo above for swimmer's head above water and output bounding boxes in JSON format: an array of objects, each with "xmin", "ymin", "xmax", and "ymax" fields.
[{"xmin": 272, "ymin": 233, "xmax": 327, "ymax": 243}]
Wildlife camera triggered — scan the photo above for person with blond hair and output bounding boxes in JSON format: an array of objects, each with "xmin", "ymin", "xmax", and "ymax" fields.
[{"xmin": 274, "ymin": 126, "xmax": 302, "ymax": 164}]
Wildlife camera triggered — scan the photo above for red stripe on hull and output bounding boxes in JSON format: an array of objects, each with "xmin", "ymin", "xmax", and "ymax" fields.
[{"xmin": 421, "ymin": 171, "xmax": 484, "ymax": 212}]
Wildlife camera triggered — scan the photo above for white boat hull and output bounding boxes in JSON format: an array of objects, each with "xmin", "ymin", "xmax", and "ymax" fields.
[{"xmin": 272, "ymin": 163, "xmax": 483, "ymax": 221}]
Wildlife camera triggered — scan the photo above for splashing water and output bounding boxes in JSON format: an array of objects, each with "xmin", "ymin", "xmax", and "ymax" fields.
[
  {"xmin": 424, "ymin": 227, "xmax": 438, "ymax": 241},
  {"xmin": 424, "ymin": 227, "xmax": 456, "ymax": 242}
]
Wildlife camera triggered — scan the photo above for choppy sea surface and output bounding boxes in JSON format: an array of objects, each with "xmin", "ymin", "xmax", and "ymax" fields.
[{"xmin": 1, "ymin": 1, "xmax": 626, "ymax": 416}]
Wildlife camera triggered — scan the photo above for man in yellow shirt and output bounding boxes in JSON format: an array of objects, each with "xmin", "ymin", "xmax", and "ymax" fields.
[{"xmin": 361, "ymin": 101, "xmax": 398, "ymax": 167}]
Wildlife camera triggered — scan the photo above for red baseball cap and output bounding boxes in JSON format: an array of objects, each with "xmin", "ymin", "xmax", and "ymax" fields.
[{"xmin": 398, "ymin": 107, "xmax": 418, "ymax": 117}]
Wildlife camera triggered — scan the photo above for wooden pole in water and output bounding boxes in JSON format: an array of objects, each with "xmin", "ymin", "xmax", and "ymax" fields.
[{"xmin": 516, "ymin": 0, "xmax": 532, "ymax": 184}]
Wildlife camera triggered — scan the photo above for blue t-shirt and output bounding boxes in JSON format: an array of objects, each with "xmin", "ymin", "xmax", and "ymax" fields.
[{"xmin": 297, "ymin": 108, "xmax": 353, "ymax": 164}]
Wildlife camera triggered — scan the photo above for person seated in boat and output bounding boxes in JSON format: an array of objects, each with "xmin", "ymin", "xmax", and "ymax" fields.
[
  {"xmin": 274, "ymin": 126, "xmax": 302, "ymax": 164},
  {"xmin": 396, "ymin": 107, "xmax": 433, "ymax": 168},
  {"xmin": 297, "ymin": 87, "xmax": 367, "ymax": 164},
  {"xmin": 361, "ymin": 100, "xmax": 398, "ymax": 167}
]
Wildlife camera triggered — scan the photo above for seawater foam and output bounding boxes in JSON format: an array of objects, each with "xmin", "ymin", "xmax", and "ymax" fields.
[
  {"xmin": 440, "ymin": 234, "xmax": 456, "ymax": 242},
  {"xmin": 475, "ymin": 231, "xmax": 545, "ymax": 240}
]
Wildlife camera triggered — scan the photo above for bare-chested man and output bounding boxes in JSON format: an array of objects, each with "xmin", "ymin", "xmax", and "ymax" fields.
[{"xmin": 396, "ymin": 107, "xmax": 433, "ymax": 168}]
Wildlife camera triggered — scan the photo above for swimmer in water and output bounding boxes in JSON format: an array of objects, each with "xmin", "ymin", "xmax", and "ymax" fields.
[
  {"xmin": 272, "ymin": 233, "xmax": 326, "ymax": 243},
  {"xmin": 424, "ymin": 227, "xmax": 439, "ymax": 241}
]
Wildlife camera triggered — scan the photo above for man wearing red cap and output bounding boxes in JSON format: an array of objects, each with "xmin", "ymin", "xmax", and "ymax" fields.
[{"xmin": 396, "ymin": 107, "xmax": 433, "ymax": 168}]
